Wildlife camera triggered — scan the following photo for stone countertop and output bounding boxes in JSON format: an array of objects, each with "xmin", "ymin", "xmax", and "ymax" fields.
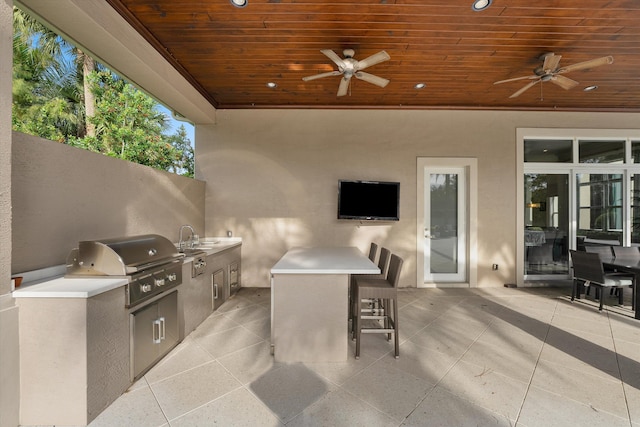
[
  {"xmin": 13, "ymin": 237, "xmax": 242, "ymax": 298},
  {"xmin": 271, "ymin": 246, "xmax": 379, "ymax": 275},
  {"xmin": 12, "ymin": 276, "xmax": 128, "ymax": 299}
]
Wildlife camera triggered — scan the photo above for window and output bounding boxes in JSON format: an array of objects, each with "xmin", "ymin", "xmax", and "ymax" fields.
[
  {"xmin": 579, "ymin": 140, "xmax": 625, "ymax": 164},
  {"xmin": 520, "ymin": 129, "xmax": 640, "ymax": 281}
]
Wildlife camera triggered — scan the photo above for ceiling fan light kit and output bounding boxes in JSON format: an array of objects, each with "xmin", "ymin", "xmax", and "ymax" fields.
[
  {"xmin": 493, "ymin": 52, "xmax": 614, "ymax": 98},
  {"xmin": 302, "ymin": 49, "xmax": 391, "ymax": 97}
]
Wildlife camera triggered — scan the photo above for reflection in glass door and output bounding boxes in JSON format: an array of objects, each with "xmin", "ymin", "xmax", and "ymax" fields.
[
  {"xmin": 524, "ymin": 174, "xmax": 569, "ymax": 276},
  {"xmin": 424, "ymin": 168, "xmax": 466, "ymax": 282},
  {"xmin": 577, "ymin": 173, "xmax": 623, "ymax": 246}
]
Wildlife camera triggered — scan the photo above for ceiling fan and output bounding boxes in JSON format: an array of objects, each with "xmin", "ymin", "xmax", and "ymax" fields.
[
  {"xmin": 302, "ymin": 49, "xmax": 390, "ymax": 97},
  {"xmin": 494, "ymin": 53, "xmax": 614, "ymax": 98}
]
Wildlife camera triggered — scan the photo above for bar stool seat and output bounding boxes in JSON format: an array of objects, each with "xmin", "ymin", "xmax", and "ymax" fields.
[{"xmin": 353, "ymin": 254, "xmax": 403, "ymax": 359}]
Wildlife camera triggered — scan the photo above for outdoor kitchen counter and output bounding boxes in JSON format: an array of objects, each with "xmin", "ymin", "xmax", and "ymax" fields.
[
  {"xmin": 12, "ymin": 238, "xmax": 242, "ymax": 298},
  {"xmin": 12, "ymin": 276, "xmax": 128, "ymax": 299}
]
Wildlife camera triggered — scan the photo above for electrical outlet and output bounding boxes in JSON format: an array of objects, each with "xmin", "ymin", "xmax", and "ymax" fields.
[{"xmin": 492, "ymin": 264, "xmax": 499, "ymax": 270}]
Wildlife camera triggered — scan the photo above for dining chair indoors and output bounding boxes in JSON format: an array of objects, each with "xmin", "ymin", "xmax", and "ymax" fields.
[
  {"xmin": 353, "ymin": 253, "xmax": 403, "ymax": 359},
  {"xmin": 569, "ymin": 250, "xmax": 634, "ymax": 311},
  {"xmin": 612, "ymin": 246, "xmax": 640, "ymax": 258},
  {"xmin": 584, "ymin": 245, "xmax": 614, "ymax": 257}
]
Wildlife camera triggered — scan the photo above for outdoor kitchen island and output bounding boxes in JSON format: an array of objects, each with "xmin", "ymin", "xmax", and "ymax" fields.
[
  {"xmin": 12, "ymin": 237, "xmax": 241, "ymax": 426},
  {"xmin": 270, "ymin": 246, "xmax": 379, "ymax": 363}
]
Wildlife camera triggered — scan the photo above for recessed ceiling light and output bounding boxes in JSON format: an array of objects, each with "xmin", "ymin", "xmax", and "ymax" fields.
[
  {"xmin": 584, "ymin": 85, "xmax": 598, "ymax": 92},
  {"xmin": 230, "ymin": 0, "xmax": 247, "ymax": 8},
  {"xmin": 266, "ymin": 82, "xmax": 277, "ymax": 88},
  {"xmin": 472, "ymin": 0, "xmax": 492, "ymax": 11},
  {"xmin": 414, "ymin": 83, "xmax": 426, "ymax": 89}
]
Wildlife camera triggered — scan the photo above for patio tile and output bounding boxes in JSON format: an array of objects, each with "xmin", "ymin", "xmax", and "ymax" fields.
[
  {"xmin": 149, "ymin": 360, "xmax": 241, "ymax": 421},
  {"xmin": 169, "ymin": 387, "xmax": 283, "ymax": 426},
  {"xmin": 343, "ymin": 359, "xmax": 434, "ymax": 422},
  {"xmin": 402, "ymin": 387, "xmax": 513, "ymax": 427},
  {"xmin": 437, "ymin": 359, "xmax": 529, "ymax": 421},
  {"xmin": 288, "ymin": 388, "xmax": 397, "ymax": 427},
  {"xmin": 517, "ymin": 385, "xmax": 630, "ymax": 427},
  {"xmin": 248, "ymin": 363, "xmax": 334, "ymax": 423}
]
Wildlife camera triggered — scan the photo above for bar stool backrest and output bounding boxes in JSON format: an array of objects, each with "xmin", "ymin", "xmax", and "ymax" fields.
[
  {"xmin": 377, "ymin": 247, "xmax": 391, "ymax": 278},
  {"xmin": 368, "ymin": 243, "xmax": 378, "ymax": 262},
  {"xmin": 387, "ymin": 254, "xmax": 404, "ymax": 288}
]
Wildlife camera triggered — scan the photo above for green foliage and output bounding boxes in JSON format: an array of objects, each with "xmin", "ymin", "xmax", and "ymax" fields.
[{"xmin": 12, "ymin": 6, "xmax": 194, "ymax": 177}]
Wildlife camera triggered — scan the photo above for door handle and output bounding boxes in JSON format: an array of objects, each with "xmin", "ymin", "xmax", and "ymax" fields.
[
  {"xmin": 159, "ymin": 316, "xmax": 166, "ymax": 341},
  {"xmin": 152, "ymin": 319, "xmax": 162, "ymax": 344}
]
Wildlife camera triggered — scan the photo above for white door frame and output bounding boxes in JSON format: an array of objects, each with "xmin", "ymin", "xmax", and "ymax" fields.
[{"xmin": 417, "ymin": 157, "xmax": 478, "ymax": 288}]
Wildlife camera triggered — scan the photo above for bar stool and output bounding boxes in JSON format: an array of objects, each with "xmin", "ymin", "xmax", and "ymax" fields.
[
  {"xmin": 353, "ymin": 254, "xmax": 403, "ymax": 359},
  {"xmin": 349, "ymin": 243, "xmax": 378, "ymax": 321},
  {"xmin": 350, "ymin": 247, "xmax": 390, "ymax": 332}
]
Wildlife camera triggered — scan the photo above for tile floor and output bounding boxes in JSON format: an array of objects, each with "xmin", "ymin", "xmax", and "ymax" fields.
[{"xmin": 86, "ymin": 286, "xmax": 640, "ymax": 427}]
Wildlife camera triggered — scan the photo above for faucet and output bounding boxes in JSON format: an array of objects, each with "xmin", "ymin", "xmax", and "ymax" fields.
[{"xmin": 178, "ymin": 225, "xmax": 196, "ymax": 252}]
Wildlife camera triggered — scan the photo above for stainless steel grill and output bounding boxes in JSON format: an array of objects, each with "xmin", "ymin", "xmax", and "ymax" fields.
[{"xmin": 66, "ymin": 234, "xmax": 184, "ymax": 307}]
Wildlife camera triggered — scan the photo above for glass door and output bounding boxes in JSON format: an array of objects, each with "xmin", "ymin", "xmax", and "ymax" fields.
[
  {"xmin": 576, "ymin": 172, "xmax": 624, "ymax": 247},
  {"xmin": 424, "ymin": 168, "xmax": 467, "ymax": 282},
  {"xmin": 524, "ymin": 173, "xmax": 570, "ymax": 276}
]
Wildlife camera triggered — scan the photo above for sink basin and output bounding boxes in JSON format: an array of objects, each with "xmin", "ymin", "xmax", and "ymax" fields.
[{"xmin": 180, "ymin": 249, "xmax": 207, "ymax": 257}]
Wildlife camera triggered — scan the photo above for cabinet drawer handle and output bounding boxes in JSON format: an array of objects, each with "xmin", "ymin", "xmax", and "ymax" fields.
[
  {"xmin": 152, "ymin": 319, "xmax": 162, "ymax": 344},
  {"xmin": 159, "ymin": 316, "xmax": 166, "ymax": 341}
]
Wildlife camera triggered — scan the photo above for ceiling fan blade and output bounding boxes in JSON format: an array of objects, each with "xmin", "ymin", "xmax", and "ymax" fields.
[
  {"xmin": 337, "ymin": 76, "xmax": 351, "ymax": 97},
  {"xmin": 509, "ymin": 80, "xmax": 540, "ymax": 98},
  {"xmin": 494, "ymin": 75, "xmax": 538, "ymax": 85},
  {"xmin": 542, "ymin": 53, "xmax": 562, "ymax": 73},
  {"xmin": 302, "ymin": 70, "xmax": 342, "ymax": 82},
  {"xmin": 320, "ymin": 49, "xmax": 346, "ymax": 68},
  {"xmin": 550, "ymin": 74, "xmax": 579, "ymax": 90},
  {"xmin": 356, "ymin": 50, "xmax": 390, "ymax": 71},
  {"xmin": 557, "ymin": 56, "xmax": 614, "ymax": 74},
  {"xmin": 354, "ymin": 71, "xmax": 389, "ymax": 88}
]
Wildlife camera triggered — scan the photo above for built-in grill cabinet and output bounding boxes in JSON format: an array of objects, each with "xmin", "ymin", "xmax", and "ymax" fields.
[{"xmin": 66, "ymin": 234, "xmax": 184, "ymax": 380}]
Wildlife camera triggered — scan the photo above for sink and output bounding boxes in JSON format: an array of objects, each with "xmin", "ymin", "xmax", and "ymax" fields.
[{"xmin": 180, "ymin": 248, "xmax": 207, "ymax": 257}]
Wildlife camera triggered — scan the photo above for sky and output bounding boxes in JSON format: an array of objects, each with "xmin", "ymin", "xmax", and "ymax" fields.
[{"xmin": 157, "ymin": 104, "xmax": 196, "ymax": 148}]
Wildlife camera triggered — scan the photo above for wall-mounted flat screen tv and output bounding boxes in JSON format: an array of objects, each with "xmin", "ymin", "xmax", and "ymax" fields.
[{"xmin": 338, "ymin": 180, "xmax": 400, "ymax": 221}]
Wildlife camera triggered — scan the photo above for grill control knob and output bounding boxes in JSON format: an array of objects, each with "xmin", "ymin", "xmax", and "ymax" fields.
[
  {"xmin": 140, "ymin": 284, "xmax": 152, "ymax": 293},
  {"xmin": 155, "ymin": 278, "xmax": 165, "ymax": 287},
  {"xmin": 166, "ymin": 273, "xmax": 177, "ymax": 281}
]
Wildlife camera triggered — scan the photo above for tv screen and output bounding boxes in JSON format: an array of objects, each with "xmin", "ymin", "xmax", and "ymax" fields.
[{"xmin": 338, "ymin": 180, "xmax": 400, "ymax": 221}]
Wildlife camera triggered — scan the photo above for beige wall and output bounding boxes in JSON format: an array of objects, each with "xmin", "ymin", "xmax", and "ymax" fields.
[
  {"xmin": 11, "ymin": 132, "xmax": 206, "ymax": 274},
  {"xmin": 1, "ymin": 1, "xmax": 19, "ymax": 426},
  {"xmin": 197, "ymin": 109, "xmax": 640, "ymax": 288}
]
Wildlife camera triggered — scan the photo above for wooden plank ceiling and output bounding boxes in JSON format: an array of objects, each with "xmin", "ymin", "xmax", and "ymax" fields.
[{"xmin": 106, "ymin": 0, "xmax": 640, "ymax": 111}]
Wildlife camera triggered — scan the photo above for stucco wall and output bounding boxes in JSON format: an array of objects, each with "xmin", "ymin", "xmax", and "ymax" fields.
[
  {"xmin": 11, "ymin": 131, "xmax": 206, "ymax": 274},
  {"xmin": 197, "ymin": 109, "xmax": 640, "ymax": 288}
]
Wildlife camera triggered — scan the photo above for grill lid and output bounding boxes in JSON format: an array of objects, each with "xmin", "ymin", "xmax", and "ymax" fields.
[{"xmin": 66, "ymin": 234, "xmax": 183, "ymax": 276}]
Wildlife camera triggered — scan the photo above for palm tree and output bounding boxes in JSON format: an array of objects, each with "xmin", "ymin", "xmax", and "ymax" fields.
[{"xmin": 12, "ymin": 6, "xmax": 96, "ymax": 138}]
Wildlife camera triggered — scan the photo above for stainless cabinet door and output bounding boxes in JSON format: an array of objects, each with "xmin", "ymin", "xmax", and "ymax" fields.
[
  {"xmin": 156, "ymin": 291, "xmax": 179, "ymax": 356},
  {"xmin": 131, "ymin": 302, "xmax": 159, "ymax": 379},
  {"xmin": 212, "ymin": 269, "xmax": 225, "ymax": 310}
]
